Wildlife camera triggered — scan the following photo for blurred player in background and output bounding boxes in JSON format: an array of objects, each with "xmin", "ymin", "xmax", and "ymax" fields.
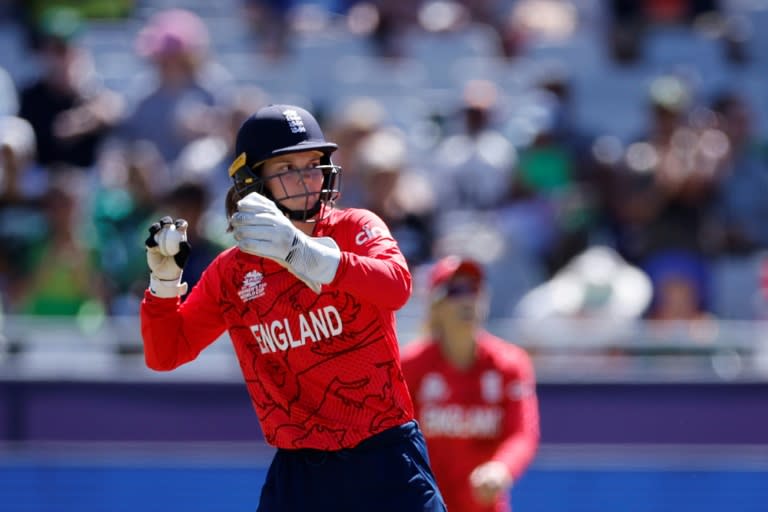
[
  {"xmin": 401, "ymin": 256, "xmax": 540, "ymax": 512},
  {"xmin": 139, "ymin": 104, "xmax": 446, "ymax": 512}
]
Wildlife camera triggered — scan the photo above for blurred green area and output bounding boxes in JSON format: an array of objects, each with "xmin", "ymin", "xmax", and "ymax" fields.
[{"xmin": 28, "ymin": 0, "xmax": 135, "ymax": 21}]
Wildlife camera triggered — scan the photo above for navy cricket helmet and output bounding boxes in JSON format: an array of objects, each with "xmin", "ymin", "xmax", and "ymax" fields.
[{"xmin": 228, "ymin": 104, "xmax": 342, "ymax": 221}]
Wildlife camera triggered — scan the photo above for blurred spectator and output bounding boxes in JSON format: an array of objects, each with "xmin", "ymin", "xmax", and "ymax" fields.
[
  {"xmin": 355, "ymin": 127, "xmax": 435, "ymax": 265},
  {"xmin": 605, "ymin": 0, "xmax": 753, "ymax": 67},
  {"xmin": 716, "ymin": 12, "xmax": 753, "ymax": 65},
  {"xmin": 644, "ymin": 249, "xmax": 711, "ymax": 321},
  {"xmin": 243, "ymin": 0, "xmax": 295, "ymax": 59},
  {"xmin": 606, "ymin": 75, "xmax": 733, "ymax": 324},
  {"xmin": 641, "ymin": 248, "xmax": 720, "ymax": 359},
  {"xmin": 709, "ymin": 91, "xmax": 768, "ymax": 254},
  {"xmin": 347, "ymin": 1, "xmax": 418, "ymax": 58},
  {"xmin": 513, "ymin": 117, "xmax": 573, "ymax": 200},
  {"xmin": 507, "ymin": 88, "xmax": 595, "ymax": 276},
  {"xmin": 539, "ymin": 70, "xmax": 608, "ymax": 273},
  {"xmin": 89, "ymin": 140, "xmax": 166, "ymax": 315},
  {"xmin": 534, "ymin": 68, "xmax": 599, "ymax": 172},
  {"xmin": 13, "ymin": 176, "xmax": 105, "ymax": 316},
  {"xmin": 606, "ymin": 1, "xmax": 648, "ymax": 64},
  {"xmin": 504, "ymin": 0, "xmax": 579, "ymax": 58},
  {"xmin": 401, "ymin": 255, "xmax": 540, "ymax": 512},
  {"xmin": 0, "ymin": 116, "xmax": 48, "ymax": 311},
  {"xmin": 606, "ymin": 0, "xmax": 720, "ymax": 65},
  {"xmin": 456, "ymin": 0, "xmax": 513, "ymax": 55},
  {"xmin": 610, "ymin": 75, "xmax": 724, "ymax": 266},
  {"xmin": 701, "ymin": 90, "xmax": 768, "ymax": 320},
  {"xmin": 325, "ymin": 96, "xmax": 387, "ymax": 208},
  {"xmin": 432, "ymin": 80, "xmax": 516, "ymax": 212},
  {"xmin": 430, "ymin": 81, "xmax": 555, "ymax": 318},
  {"xmin": 18, "ymin": 7, "xmax": 123, "ymax": 170},
  {"xmin": 118, "ymin": 8, "xmax": 231, "ymax": 166}
]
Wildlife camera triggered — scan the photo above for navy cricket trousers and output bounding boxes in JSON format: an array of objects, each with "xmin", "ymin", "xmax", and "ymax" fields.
[{"xmin": 256, "ymin": 420, "xmax": 447, "ymax": 512}]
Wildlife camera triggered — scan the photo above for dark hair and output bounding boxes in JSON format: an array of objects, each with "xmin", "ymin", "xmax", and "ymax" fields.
[{"xmin": 224, "ymin": 185, "xmax": 240, "ymax": 232}]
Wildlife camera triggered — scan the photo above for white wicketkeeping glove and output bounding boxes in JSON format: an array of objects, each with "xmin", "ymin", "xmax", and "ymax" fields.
[
  {"xmin": 230, "ymin": 193, "xmax": 340, "ymax": 293},
  {"xmin": 145, "ymin": 217, "xmax": 190, "ymax": 298}
]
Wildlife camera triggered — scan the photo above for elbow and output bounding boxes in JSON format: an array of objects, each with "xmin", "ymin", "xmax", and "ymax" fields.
[
  {"xmin": 388, "ymin": 265, "xmax": 413, "ymax": 310},
  {"xmin": 144, "ymin": 352, "xmax": 179, "ymax": 372},
  {"xmin": 142, "ymin": 337, "xmax": 182, "ymax": 371},
  {"xmin": 390, "ymin": 288, "xmax": 411, "ymax": 310},
  {"xmin": 145, "ymin": 359, "xmax": 175, "ymax": 372},
  {"xmin": 141, "ymin": 320, "xmax": 183, "ymax": 371}
]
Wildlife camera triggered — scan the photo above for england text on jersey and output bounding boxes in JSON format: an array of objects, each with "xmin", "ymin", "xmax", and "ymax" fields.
[
  {"xmin": 249, "ymin": 305, "xmax": 343, "ymax": 353},
  {"xmin": 420, "ymin": 404, "xmax": 504, "ymax": 438}
]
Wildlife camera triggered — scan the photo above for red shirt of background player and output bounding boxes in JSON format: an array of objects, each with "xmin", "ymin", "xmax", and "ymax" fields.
[{"xmin": 402, "ymin": 256, "xmax": 540, "ymax": 512}]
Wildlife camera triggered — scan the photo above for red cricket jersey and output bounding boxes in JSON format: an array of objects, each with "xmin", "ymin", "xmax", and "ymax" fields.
[
  {"xmin": 401, "ymin": 332, "xmax": 540, "ymax": 512},
  {"xmin": 141, "ymin": 207, "xmax": 415, "ymax": 450}
]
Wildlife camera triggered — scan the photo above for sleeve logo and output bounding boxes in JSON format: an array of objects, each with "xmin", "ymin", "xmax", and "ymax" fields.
[{"xmin": 355, "ymin": 224, "xmax": 385, "ymax": 245}]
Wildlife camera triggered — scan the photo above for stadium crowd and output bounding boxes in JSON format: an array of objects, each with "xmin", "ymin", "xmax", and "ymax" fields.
[{"xmin": 0, "ymin": 0, "xmax": 767, "ymax": 330}]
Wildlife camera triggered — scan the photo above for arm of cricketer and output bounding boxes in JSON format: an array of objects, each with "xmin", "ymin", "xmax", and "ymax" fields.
[{"xmin": 230, "ymin": 193, "xmax": 340, "ymax": 293}]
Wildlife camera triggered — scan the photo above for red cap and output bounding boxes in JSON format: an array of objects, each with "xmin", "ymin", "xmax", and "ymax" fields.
[{"xmin": 429, "ymin": 255, "xmax": 484, "ymax": 292}]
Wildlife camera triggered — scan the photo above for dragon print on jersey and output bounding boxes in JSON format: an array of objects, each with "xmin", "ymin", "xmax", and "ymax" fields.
[{"xmin": 222, "ymin": 250, "xmax": 409, "ymax": 449}]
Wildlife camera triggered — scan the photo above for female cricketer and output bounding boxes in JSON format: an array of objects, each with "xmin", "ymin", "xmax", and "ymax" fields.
[
  {"xmin": 401, "ymin": 256, "xmax": 540, "ymax": 512},
  {"xmin": 140, "ymin": 104, "xmax": 446, "ymax": 511}
]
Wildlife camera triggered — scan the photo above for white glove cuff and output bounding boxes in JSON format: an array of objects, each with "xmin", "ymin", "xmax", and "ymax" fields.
[
  {"xmin": 149, "ymin": 274, "xmax": 188, "ymax": 298},
  {"xmin": 303, "ymin": 236, "xmax": 341, "ymax": 285}
]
